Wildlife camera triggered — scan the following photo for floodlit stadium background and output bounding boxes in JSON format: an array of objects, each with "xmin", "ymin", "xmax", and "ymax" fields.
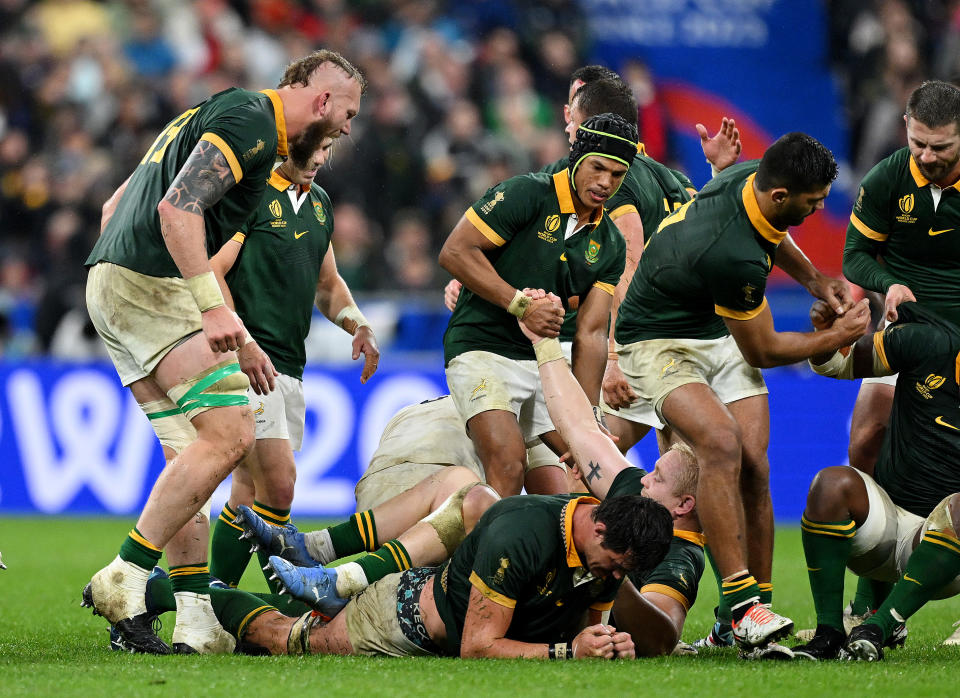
[{"xmin": 0, "ymin": 0, "xmax": 944, "ymax": 517}]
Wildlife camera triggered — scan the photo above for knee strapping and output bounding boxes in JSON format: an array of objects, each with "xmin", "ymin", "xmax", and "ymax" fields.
[
  {"xmin": 423, "ymin": 482, "xmax": 484, "ymax": 557},
  {"xmin": 924, "ymin": 494, "xmax": 959, "ymax": 538},
  {"xmin": 139, "ymin": 397, "xmax": 197, "ymax": 454},
  {"xmin": 167, "ymin": 360, "xmax": 250, "ymax": 420}
]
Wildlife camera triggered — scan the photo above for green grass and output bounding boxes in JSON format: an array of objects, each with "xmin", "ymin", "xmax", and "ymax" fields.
[{"xmin": 1, "ymin": 517, "xmax": 959, "ymax": 697}]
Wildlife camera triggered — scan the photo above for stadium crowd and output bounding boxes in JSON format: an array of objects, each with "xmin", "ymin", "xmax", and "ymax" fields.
[{"xmin": 0, "ymin": 0, "xmax": 683, "ymax": 358}]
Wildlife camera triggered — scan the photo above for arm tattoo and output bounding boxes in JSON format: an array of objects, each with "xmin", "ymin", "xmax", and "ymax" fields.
[
  {"xmin": 585, "ymin": 461, "xmax": 602, "ymax": 483},
  {"xmin": 163, "ymin": 140, "xmax": 236, "ymax": 214}
]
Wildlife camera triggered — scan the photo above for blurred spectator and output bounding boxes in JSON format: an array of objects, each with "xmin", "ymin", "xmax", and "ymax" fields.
[
  {"xmin": 328, "ymin": 202, "xmax": 386, "ymax": 292},
  {"xmin": 386, "ymin": 209, "xmax": 440, "ymax": 291}
]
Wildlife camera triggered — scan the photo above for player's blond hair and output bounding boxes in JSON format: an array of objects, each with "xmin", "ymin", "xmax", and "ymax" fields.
[
  {"xmin": 668, "ymin": 441, "xmax": 699, "ymax": 498},
  {"xmin": 279, "ymin": 50, "xmax": 367, "ymax": 92}
]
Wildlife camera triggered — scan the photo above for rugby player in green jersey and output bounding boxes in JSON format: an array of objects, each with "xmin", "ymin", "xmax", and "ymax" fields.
[
  {"xmin": 841, "ymin": 83, "xmax": 960, "ymax": 640},
  {"xmin": 793, "ymin": 301, "xmax": 960, "ymax": 660},
  {"xmin": 81, "ymin": 50, "xmax": 365, "ymax": 654},
  {"xmin": 613, "ymin": 133, "xmax": 871, "ymax": 650},
  {"xmin": 438, "ymin": 113, "xmax": 634, "ymax": 497},
  {"xmin": 844, "ymin": 81, "xmax": 960, "ymax": 478},
  {"xmin": 203, "ymin": 135, "xmax": 380, "ymax": 591},
  {"xmin": 234, "ymin": 290, "xmax": 707, "ymax": 658}
]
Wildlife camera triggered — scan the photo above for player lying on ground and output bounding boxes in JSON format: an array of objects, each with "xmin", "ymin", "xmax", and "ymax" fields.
[
  {"xmin": 792, "ymin": 301, "xmax": 960, "ymax": 661},
  {"xmin": 240, "ymin": 290, "xmax": 709, "ymax": 656}
]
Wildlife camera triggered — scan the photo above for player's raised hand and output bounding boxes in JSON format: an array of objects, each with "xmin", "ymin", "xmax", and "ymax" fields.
[
  {"xmin": 697, "ymin": 117, "xmax": 741, "ymax": 172},
  {"xmin": 201, "ymin": 305, "xmax": 246, "ymax": 353},
  {"xmin": 602, "ymin": 358, "xmax": 637, "ymax": 409},
  {"xmin": 238, "ymin": 339, "xmax": 278, "ymax": 394},
  {"xmin": 353, "ymin": 325, "xmax": 380, "ymax": 384},
  {"xmin": 443, "ymin": 278, "xmax": 462, "ymax": 312},
  {"xmin": 884, "ymin": 283, "xmax": 917, "ymax": 322}
]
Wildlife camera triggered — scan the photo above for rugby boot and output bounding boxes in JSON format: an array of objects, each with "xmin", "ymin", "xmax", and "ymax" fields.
[
  {"xmin": 267, "ymin": 556, "xmax": 348, "ymax": 618},
  {"xmin": 82, "ymin": 556, "xmax": 171, "ymax": 654},
  {"xmin": 235, "ymin": 505, "xmax": 319, "ymax": 568},
  {"xmin": 108, "ymin": 566, "xmax": 167, "ymax": 652},
  {"xmin": 841, "ymin": 623, "xmax": 884, "ymax": 661},
  {"xmin": 792, "ymin": 625, "xmax": 845, "ymax": 661},
  {"xmin": 731, "ymin": 603, "xmax": 794, "ymax": 649}
]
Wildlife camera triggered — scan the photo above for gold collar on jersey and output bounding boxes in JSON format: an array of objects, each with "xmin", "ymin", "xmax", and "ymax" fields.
[
  {"xmin": 260, "ymin": 89, "xmax": 288, "ymax": 158},
  {"xmin": 742, "ymin": 173, "xmax": 787, "ymax": 245},
  {"xmin": 909, "ymin": 155, "xmax": 960, "ymax": 191},
  {"xmin": 552, "ymin": 171, "xmax": 604, "ymax": 229},
  {"xmin": 561, "ymin": 496, "xmax": 601, "ymax": 568}
]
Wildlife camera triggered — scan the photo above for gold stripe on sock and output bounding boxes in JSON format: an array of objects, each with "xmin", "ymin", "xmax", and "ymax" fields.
[
  {"xmin": 801, "ymin": 517, "xmax": 856, "ymax": 532},
  {"xmin": 354, "ymin": 513, "xmax": 368, "ymax": 549},
  {"xmin": 758, "ymin": 582, "xmax": 773, "ymax": 592},
  {"xmin": 129, "ymin": 529, "xmax": 162, "ymax": 552},
  {"xmin": 218, "ymin": 511, "xmax": 245, "ymax": 532},
  {"xmin": 169, "ymin": 565, "xmax": 209, "ymax": 576},
  {"xmin": 237, "ymin": 605, "xmax": 275, "ymax": 637},
  {"xmin": 395, "ymin": 542, "xmax": 411, "ymax": 569},
  {"xmin": 924, "ymin": 531, "xmax": 960, "ymax": 555},
  {"xmin": 801, "ymin": 524, "xmax": 855, "ymax": 539},
  {"xmin": 365, "ymin": 511, "xmax": 378, "ymax": 551},
  {"xmin": 387, "ymin": 541, "xmax": 411, "ymax": 570},
  {"xmin": 252, "ymin": 503, "xmax": 290, "ymax": 526},
  {"xmin": 383, "ymin": 542, "xmax": 403, "ymax": 570}
]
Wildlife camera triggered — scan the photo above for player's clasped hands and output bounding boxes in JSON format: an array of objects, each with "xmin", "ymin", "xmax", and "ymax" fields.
[
  {"xmin": 518, "ymin": 287, "xmax": 564, "ymax": 338},
  {"xmin": 573, "ymin": 624, "xmax": 635, "ymax": 659},
  {"xmin": 809, "ymin": 297, "xmax": 871, "ymax": 344}
]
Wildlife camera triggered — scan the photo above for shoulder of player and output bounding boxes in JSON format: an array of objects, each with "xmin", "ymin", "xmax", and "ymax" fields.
[{"xmin": 860, "ymin": 147, "xmax": 912, "ymax": 188}]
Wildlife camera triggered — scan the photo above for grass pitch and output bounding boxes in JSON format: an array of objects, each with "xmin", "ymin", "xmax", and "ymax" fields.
[{"xmin": 1, "ymin": 517, "xmax": 958, "ymax": 697}]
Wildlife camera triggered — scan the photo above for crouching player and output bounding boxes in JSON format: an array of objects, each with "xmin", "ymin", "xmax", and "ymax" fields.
[{"xmin": 794, "ymin": 301, "xmax": 960, "ymax": 660}]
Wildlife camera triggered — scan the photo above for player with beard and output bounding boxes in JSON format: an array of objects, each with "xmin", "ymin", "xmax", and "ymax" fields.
[
  {"xmin": 842, "ymin": 81, "xmax": 960, "ymax": 644},
  {"xmin": 82, "ymin": 50, "xmax": 365, "ymax": 654},
  {"xmin": 206, "ymin": 133, "xmax": 380, "ymax": 591}
]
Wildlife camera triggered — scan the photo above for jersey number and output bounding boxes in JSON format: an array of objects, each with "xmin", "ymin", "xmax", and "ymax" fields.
[{"xmin": 140, "ymin": 107, "xmax": 200, "ymax": 165}]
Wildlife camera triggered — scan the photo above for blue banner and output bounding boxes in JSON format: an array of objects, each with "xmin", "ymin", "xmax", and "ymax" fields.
[
  {"xmin": 0, "ymin": 360, "xmax": 857, "ymax": 520},
  {"xmin": 584, "ymin": 0, "xmax": 850, "ymax": 277}
]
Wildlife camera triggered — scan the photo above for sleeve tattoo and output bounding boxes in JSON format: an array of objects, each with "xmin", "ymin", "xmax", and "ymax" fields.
[{"xmin": 163, "ymin": 140, "xmax": 236, "ymax": 214}]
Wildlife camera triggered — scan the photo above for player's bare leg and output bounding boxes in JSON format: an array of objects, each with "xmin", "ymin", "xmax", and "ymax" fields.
[
  {"xmin": 603, "ymin": 413, "xmax": 651, "ymax": 455},
  {"xmin": 662, "ymin": 383, "xmax": 792, "ymax": 647},
  {"xmin": 466, "ymin": 409, "xmax": 528, "ymax": 496},
  {"xmin": 847, "ymin": 382, "xmax": 894, "ymax": 476},
  {"xmin": 727, "ymin": 396, "xmax": 774, "ymax": 594}
]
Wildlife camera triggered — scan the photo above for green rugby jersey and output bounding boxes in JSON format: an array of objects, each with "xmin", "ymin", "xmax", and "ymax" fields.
[
  {"xmin": 432, "ymin": 495, "xmax": 621, "ymax": 653},
  {"xmin": 541, "ymin": 145, "xmax": 692, "ymax": 341},
  {"xmin": 616, "ymin": 160, "xmax": 781, "ymax": 342},
  {"xmin": 844, "ymin": 148, "xmax": 960, "ymax": 326},
  {"xmin": 606, "ymin": 467, "xmax": 704, "ymax": 611},
  {"xmin": 870, "ymin": 303, "xmax": 960, "ymax": 516},
  {"xmin": 225, "ymin": 170, "xmax": 334, "ymax": 380},
  {"xmin": 87, "ymin": 88, "xmax": 286, "ymax": 277},
  {"xmin": 443, "ymin": 171, "xmax": 625, "ymax": 365}
]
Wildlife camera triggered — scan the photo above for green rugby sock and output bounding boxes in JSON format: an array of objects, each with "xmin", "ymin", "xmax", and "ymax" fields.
[
  {"xmin": 210, "ymin": 504, "xmax": 251, "ymax": 587},
  {"xmin": 356, "ymin": 539, "xmax": 412, "ymax": 585},
  {"xmin": 251, "ymin": 501, "xmax": 292, "ymax": 594},
  {"xmin": 325, "ymin": 510, "xmax": 379, "ymax": 557},
  {"xmin": 147, "ymin": 576, "xmax": 310, "ymax": 618},
  {"xmin": 801, "ymin": 515, "xmax": 856, "ymax": 631},
  {"xmin": 119, "ymin": 528, "xmax": 163, "ymax": 571},
  {"xmin": 208, "ymin": 586, "xmax": 277, "ymax": 639},
  {"xmin": 705, "ymin": 547, "xmax": 731, "ymax": 624},
  {"xmin": 850, "ymin": 575, "xmax": 874, "ymax": 615},
  {"xmin": 724, "ymin": 573, "xmax": 761, "ymax": 623},
  {"xmin": 867, "ymin": 530, "xmax": 960, "ymax": 642},
  {"xmin": 169, "ymin": 563, "xmax": 211, "ymax": 595},
  {"xmin": 758, "ymin": 582, "xmax": 773, "ymax": 606}
]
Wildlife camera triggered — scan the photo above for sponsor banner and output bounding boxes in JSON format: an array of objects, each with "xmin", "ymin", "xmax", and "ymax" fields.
[
  {"xmin": 583, "ymin": 0, "xmax": 850, "ymax": 277},
  {"xmin": 0, "ymin": 361, "xmax": 858, "ymax": 520}
]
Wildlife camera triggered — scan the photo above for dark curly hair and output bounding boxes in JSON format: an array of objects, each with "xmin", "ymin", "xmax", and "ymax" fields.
[{"xmin": 593, "ymin": 495, "xmax": 673, "ymax": 575}]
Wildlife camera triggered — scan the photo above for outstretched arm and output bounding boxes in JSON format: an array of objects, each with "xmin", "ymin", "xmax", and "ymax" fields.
[
  {"xmin": 518, "ymin": 292, "xmax": 632, "ymax": 499},
  {"xmin": 696, "ymin": 117, "xmax": 741, "ymax": 174}
]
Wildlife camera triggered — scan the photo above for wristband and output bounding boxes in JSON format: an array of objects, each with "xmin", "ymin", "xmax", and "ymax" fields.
[
  {"xmin": 335, "ymin": 305, "xmax": 370, "ymax": 332},
  {"xmin": 533, "ymin": 337, "xmax": 564, "ymax": 366},
  {"xmin": 507, "ymin": 289, "xmax": 532, "ymax": 319},
  {"xmin": 548, "ymin": 642, "xmax": 572, "ymax": 660},
  {"xmin": 185, "ymin": 271, "xmax": 225, "ymax": 312}
]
